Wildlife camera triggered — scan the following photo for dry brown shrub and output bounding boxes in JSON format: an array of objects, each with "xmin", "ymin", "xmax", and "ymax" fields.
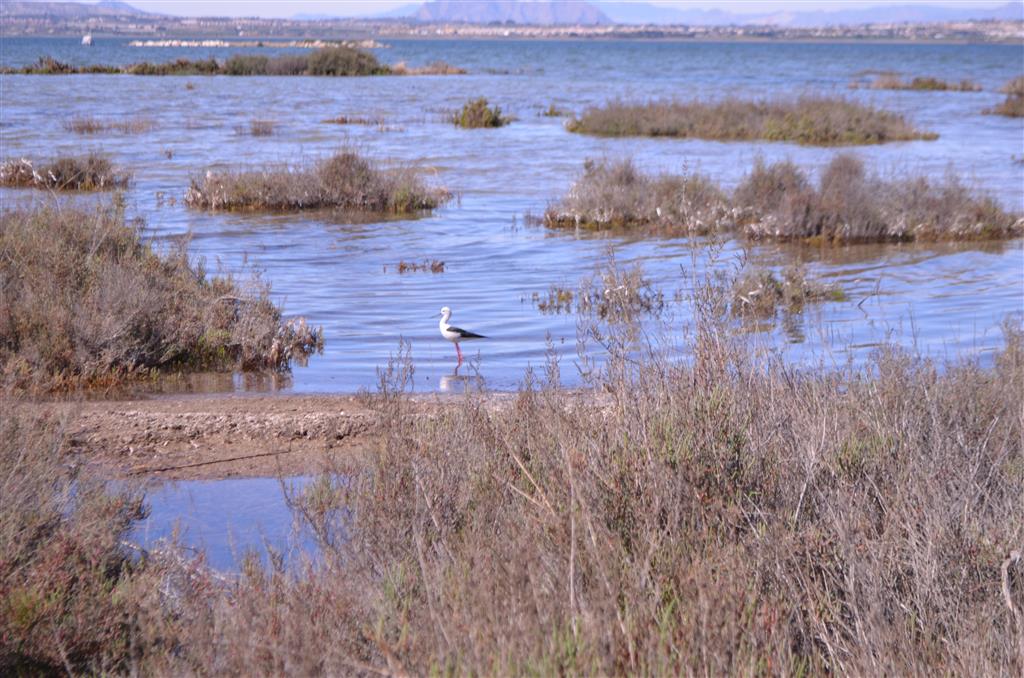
[
  {"xmin": 0, "ymin": 154, "xmax": 129, "ymax": 191},
  {"xmin": 0, "ymin": 202, "xmax": 322, "ymax": 390}
]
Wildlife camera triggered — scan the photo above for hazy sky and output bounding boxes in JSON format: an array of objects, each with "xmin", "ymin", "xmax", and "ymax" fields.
[{"xmin": 63, "ymin": 0, "xmax": 1018, "ymax": 19}]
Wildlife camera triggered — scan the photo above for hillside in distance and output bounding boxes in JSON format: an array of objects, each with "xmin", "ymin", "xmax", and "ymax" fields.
[{"xmin": 414, "ymin": 0, "xmax": 610, "ymax": 25}]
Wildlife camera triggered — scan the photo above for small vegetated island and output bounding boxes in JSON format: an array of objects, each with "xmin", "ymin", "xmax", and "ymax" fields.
[
  {"xmin": 545, "ymin": 155, "xmax": 1022, "ymax": 244},
  {"xmin": 566, "ymin": 96, "xmax": 937, "ymax": 146},
  {"xmin": 0, "ymin": 153, "xmax": 129, "ymax": 191},
  {"xmin": 185, "ymin": 151, "xmax": 450, "ymax": 213},
  {"xmin": 987, "ymin": 75, "xmax": 1024, "ymax": 117},
  {"xmin": 855, "ymin": 73, "xmax": 981, "ymax": 91},
  {"xmin": 0, "ymin": 203, "xmax": 322, "ymax": 391},
  {"xmin": 3, "ymin": 46, "xmax": 464, "ymax": 77},
  {"xmin": 450, "ymin": 98, "xmax": 510, "ymax": 128}
]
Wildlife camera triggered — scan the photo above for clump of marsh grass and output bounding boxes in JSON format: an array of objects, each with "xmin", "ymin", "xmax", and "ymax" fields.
[
  {"xmin": 736, "ymin": 154, "xmax": 1021, "ymax": 242},
  {"xmin": 185, "ymin": 151, "xmax": 450, "ymax": 213},
  {"xmin": 544, "ymin": 158, "xmax": 737, "ymax": 233},
  {"xmin": 6, "ymin": 47, "xmax": 410, "ymax": 77},
  {"xmin": 389, "ymin": 259, "xmax": 445, "ymax": 274},
  {"xmin": 0, "ymin": 202, "xmax": 322, "ymax": 390},
  {"xmin": 986, "ymin": 75, "xmax": 1024, "ymax": 117},
  {"xmin": 64, "ymin": 115, "xmax": 155, "ymax": 134},
  {"xmin": 732, "ymin": 264, "xmax": 845, "ymax": 316},
  {"xmin": 390, "ymin": 60, "xmax": 466, "ymax": 75},
  {"xmin": 0, "ymin": 154, "xmax": 129, "ymax": 191},
  {"xmin": 546, "ymin": 155, "xmax": 1022, "ymax": 243},
  {"xmin": 566, "ymin": 96, "xmax": 937, "ymax": 145},
  {"xmin": 540, "ymin": 103, "xmax": 570, "ymax": 117},
  {"xmin": 860, "ymin": 74, "xmax": 981, "ymax": 91},
  {"xmin": 235, "ymin": 119, "xmax": 275, "ymax": 136},
  {"xmin": 450, "ymin": 98, "xmax": 509, "ymax": 128}
]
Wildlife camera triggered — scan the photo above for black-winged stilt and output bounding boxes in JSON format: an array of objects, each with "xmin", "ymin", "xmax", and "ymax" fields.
[{"xmin": 439, "ymin": 306, "xmax": 486, "ymax": 365}]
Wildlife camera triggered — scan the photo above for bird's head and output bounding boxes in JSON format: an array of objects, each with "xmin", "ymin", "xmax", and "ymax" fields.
[{"xmin": 440, "ymin": 306, "xmax": 451, "ymax": 319}]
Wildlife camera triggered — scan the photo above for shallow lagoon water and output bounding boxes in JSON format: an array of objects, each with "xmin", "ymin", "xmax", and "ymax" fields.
[
  {"xmin": 132, "ymin": 476, "xmax": 315, "ymax": 571},
  {"xmin": 2, "ymin": 37, "xmax": 1022, "ymax": 395}
]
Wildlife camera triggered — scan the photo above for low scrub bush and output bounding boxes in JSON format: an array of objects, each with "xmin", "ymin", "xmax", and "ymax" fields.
[
  {"xmin": 451, "ymin": 98, "xmax": 509, "ymax": 128},
  {"xmin": 0, "ymin": 203, "xmax": 322, "ymax": 390},
  {"xmin": 0, "ymin": 408, "xmax": 154, "ymax": 674},
  {"xmin": 567, "ymin": 96, "xmax": 937, "ymax": 145},
  {"xmin": 185, "ymin": 151, "xmax": 450, "ymax": 213},
  {"xmin": 0, "ymin": 154, "xmax": 129, "ymax": 191},
  {"xmin": 546, "ymin": 155, "xmax": 1022, "ymax": 243}
]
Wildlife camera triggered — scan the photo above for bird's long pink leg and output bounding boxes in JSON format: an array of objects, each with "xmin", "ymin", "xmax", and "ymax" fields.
[{"xmin": 455, "ymin": 342, "xmax": 463, "ymax": 365}]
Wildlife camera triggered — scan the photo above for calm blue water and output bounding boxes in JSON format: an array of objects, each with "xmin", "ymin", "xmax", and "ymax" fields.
[
  {"xmin": 132, "ymin": 476, "xmax": 315, "ymax": 571},
  {"xmin": 2, "ymin": 37, "xmax": 1022, "ymax": 393}
]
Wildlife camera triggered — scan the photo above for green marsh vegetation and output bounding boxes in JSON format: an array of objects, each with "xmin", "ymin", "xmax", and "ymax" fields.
[
  {"xmin": 0, "ymin": 202, "xmax": 322, "ymax": 391},
  {"xmin": 0, "ymin": 154, "xmax": 130, "ymax": 191},
  {"xmin": 3, "ymin": 257, "xmax": 1021, "ymax": 675},
  {"xmin": 185, "ymin": 150, "xmax": 450, "ymax": 213},
  {"xmin": 566, "ymin": 96, "xmax": 938, "ymax": 145},
  {"xmin": 450, "ymin": 97, "xmax": 510, "ymax": 128},
  {"xmin": 4, "ymin": 47, "xmax": 464, "ymax": 78},
  {"xmin": 545, "ymin": 155, "xmax": 1023, "ymax": 243}
]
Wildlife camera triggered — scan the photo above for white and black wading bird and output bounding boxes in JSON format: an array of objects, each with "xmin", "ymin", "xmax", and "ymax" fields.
[{"xmin": 438, "ymin": 306, "xmax": 486, "ymax": 365}]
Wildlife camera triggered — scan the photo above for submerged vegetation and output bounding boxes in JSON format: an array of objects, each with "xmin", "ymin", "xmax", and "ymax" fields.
[
  {"xmin": 0, "ymin": 154, "xmax": 129, "ymax": 191},
  {"xmin": 0, "ymin": 203, "xmax": 322, "ymax": 390},
  {"xmin": 185, "ymin": 151, "xmax": 450, "ymax": 213},
  {"xmin": 3, "ymin": 269, "xmax": 1022, "ymax": 674},
  {"xmin": 732, "ymin": 264, "xmax": 846, "ymax": 316},
  {"xmin": 451, "ymin": 97, "xmax": 510, "ymax": 128},
  {"xmin": 987, "ymin": 75, "xmax": 1024, "ymax": 117},
  {"xmin": 566, "ymin": 96, "xmax": 937, "ymax": 145},
  {"xmin": 546, "ymin": 155, "xmax": 1022, "ymax": 243},
  {"xmin": 63, "ymin": 115, "xmax": 155, "ymax": 134},
  {"xmin": 858, "ymin": 74, "xmax": 981, "ymax": 91}
]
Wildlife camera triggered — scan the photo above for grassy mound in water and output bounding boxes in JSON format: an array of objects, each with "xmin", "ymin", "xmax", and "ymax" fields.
[
  {"xmin": 0, "ymin": 154, "xmax": 129, "ymax": 191},
  {"xmin": 861, "ymin": 74, "xmax": 981, "ymax": 91},
  {"xmin": 545, "ymin": 155, "xmax": 1023, "ymax": 243},
  {"xmin": 986, "ymin": 75, "xmax": 1024, "ymax": 117},
  {"xmin": 450, "ymin": 97, "xmax": 510, "ymax": 128},
  {"xmin": 566, "ymin": 96, "xmax": 937, "ymax": 146},
  {"xmin": 185, "ymin": 151, "xmax": 450, "ymax": 213},
  {"xmin": 0, "ymin": 202, "xmax": 322, "ymax": 391},
  {"xmin": 2, "ymin": 47, "xmax": 463, "ymax": 77}
]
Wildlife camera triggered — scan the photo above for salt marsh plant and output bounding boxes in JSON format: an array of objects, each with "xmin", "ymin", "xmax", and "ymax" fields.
[
  {"xmin": 545, "ymin": 155, "xmax": 1022, "ymax": 243},
  {"xmin": 861, "ymin": 74, "xmax": 981, "ymax": 91},
  {"xmin": 185, "ymin": 151, "xmax": 450, "ymax": 213},
  {"xmin": 0, "ymin": 202, "xmax": 322, "ymax": 390},
  {"xmin": 451, "ymin": 98, "xmax": 509, "ymax": 128},
  {"xmin": 63, "ymin": 115, "xmax": 155, "ymax": 134},
  {"xmin": 987, "ymin": 75, "xmax": 1024, "ymax": 117},
  {"xmin": 567, "ymin": 96, "xmax": 937, "ymax": 145},
  {"xmin": 0, "ymin": 154, "xmax": 129, "ymax": 191}
]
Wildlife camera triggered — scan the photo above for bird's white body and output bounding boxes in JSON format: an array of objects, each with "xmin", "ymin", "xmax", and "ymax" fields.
[{"xmin": 438, "ymin": 306, "xmax": 485, "ymax": 364}]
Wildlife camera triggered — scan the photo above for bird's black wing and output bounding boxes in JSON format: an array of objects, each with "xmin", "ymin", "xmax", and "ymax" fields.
[{"xmin": 450, "ymin": 326, "xmax": 486, "ymax": 339}]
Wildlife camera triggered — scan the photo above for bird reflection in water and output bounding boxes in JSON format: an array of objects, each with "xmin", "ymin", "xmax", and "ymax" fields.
[{"xmin": 439, "ymin": 363, "xmax": 486, "ymax": 393}]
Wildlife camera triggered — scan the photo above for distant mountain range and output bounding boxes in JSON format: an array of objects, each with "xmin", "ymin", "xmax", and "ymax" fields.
[
  {"xmin": 381, "ymin": 0, "xmax": 1022, "ymax": 26},
  {"xmin": 3, "ymin": 0, "xmax": 1020, "ymax": 26},
  {"xmin": 414, "ymin": 1, "xmax": 608, "ymax": 25},
  {"xmin": 0, "ymin": 0, "xmax": 155, "ymax": 17}
]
